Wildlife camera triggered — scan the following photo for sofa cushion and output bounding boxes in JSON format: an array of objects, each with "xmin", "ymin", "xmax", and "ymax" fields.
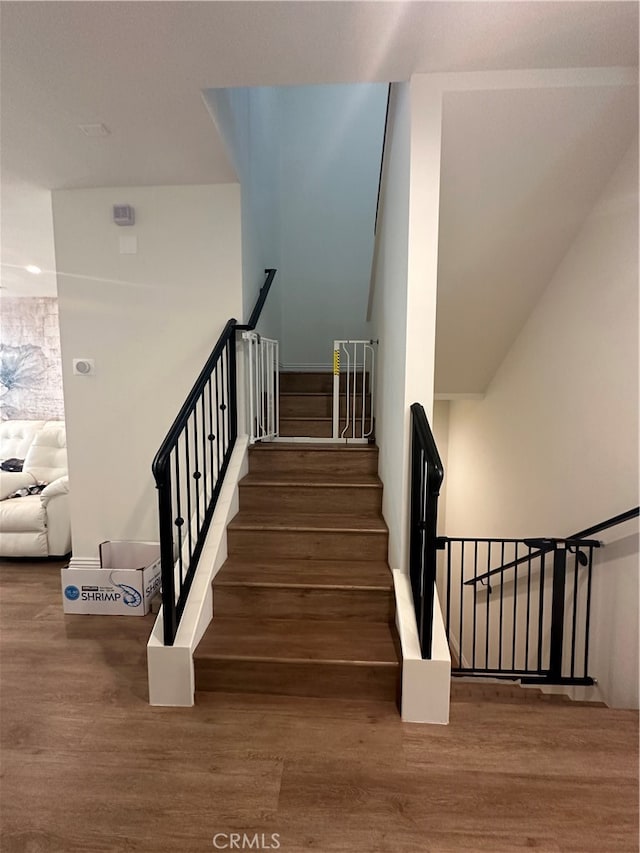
[
  {"xmin": 0, "ymin": 471, "xmax": 38, "ymax": 500},
  {"xmin": 0, "ymin": 494, "xmax": 47, "ymax": 532},
  {"xmin": 0, "ymin": 421, "xmax": 46, "ymax": 461},
  {"xmin": 23, "ymin": 421, "xmax": 67, "ymax": 483}
]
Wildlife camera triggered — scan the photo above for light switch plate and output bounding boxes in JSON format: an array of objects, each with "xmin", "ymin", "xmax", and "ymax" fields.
[{"xmin": 119, "ymin": 234, "xmax": 138, "ymax": 254}]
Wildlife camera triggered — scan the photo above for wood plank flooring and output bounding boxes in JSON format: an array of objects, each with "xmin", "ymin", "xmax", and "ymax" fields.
[{"xmin": 1, "ymin": 562, "xmax": 638, "ymax": 853}]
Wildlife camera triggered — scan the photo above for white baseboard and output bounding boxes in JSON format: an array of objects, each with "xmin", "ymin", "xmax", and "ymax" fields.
[{"xmin": 67, "ymin": 556, "xmax": 101, "ymax": 570}]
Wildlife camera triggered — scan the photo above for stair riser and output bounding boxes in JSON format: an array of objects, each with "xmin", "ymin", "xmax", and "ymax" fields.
[
  {"xmin": 214, "ymin": 585, "xmax": 394, "ymax": 622},
  {"xmin": 280, "ymin": 395, "xmax": 371, "ymax": 418},
  {"xmin": 279, "ymin": 420, "xmax": 372, "ymax": 438},
  {"xmin": 196, "ymin": 659, "xmax": 399, "ymax": 702},
  {"xmin": 280, "ymin": 373, "xmax": 370, "ymax": 394},
  {"xmin": 239, "ymin": 484, "xmax": 382, "ymax": 515},
  {"xmin": 249, "ymin": 448, "xmax": 378, "ymax": 476},
  {"xmin": 227, "ymin": 529, "xmax": 388, "ymax": 561}
]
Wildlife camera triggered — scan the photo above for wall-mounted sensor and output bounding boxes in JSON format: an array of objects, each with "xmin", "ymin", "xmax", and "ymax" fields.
[
  {"xmin": 73, "ymin": 358, "xmax": 95, "ymax": 376},
  {"xmin": 113, "ymin": 204, "xmax": 135, "ymax": 226}
]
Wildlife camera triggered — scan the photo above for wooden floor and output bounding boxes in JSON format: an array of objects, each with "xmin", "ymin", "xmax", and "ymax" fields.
[{"xmin": 1, "ymin": 562, "xmax": 638, "ymax": 853}]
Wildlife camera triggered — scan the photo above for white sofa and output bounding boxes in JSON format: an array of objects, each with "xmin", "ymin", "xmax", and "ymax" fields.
[{"xmin": 0, "ymin": 420, "xmax": 71, "ymax": 558}]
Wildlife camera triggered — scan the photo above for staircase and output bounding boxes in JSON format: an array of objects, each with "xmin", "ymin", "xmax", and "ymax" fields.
[
  {"xmin": 278, "ymin": 370, "xmax": 372, "ymax": 438},
  {"xmin": 194, "ymin": 426, "xmax": 401, "ymax": 702}
]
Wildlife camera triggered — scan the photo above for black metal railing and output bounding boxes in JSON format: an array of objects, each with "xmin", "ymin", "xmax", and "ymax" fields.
[
  {"xmin": 440, "ymin": 536, "xmax": 600, "ymax": 684},
  {"xmin": 409, "ymin": 403, "xmax": 444, "ymax": 659},
  {"xmin": 152, "ymin": 269, "xmax": 276, "ymax": 645},
  {"xmin": 407, "ymin": 400, "xmax": 638, "ymax": 682}
]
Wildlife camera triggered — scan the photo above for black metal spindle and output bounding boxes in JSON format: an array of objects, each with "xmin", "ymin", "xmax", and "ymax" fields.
[
  {"xmin": 570, "ymin": 547, "xmax": 579, "ymax": 679},
  {"xmin": 215, "ymin": 364, "xmax": 221, "ymax": 478},
  {"xmin": 184, "ymin": 417, "xmax": 193, "ymax": 564},
  {"xmin": 200, "ymin": 394, "xmax": 207, "ymax": 509},
  {"xmin": 537, "ymin": 550, "xmax": 546, "ymax": 672},
  {"xmin": 583, "ymin": 545, "xmax": 594, "ymax": 679},
  {"xmin": 220, "ymin": 346, "xmax": 227, "ymax": 452},
  {"xmin": 228, "ymin": 336, "xmax": 238, "ymax": 442},
  {"xmin": 193, "ymin": 401, "xmax": 201, "ymax": 535},
  {"xmin": 549, "ymin": 547, "xmax": 567, "ymax": 681},
  {"xmin": 207, "ymin": 378, "xmax": 215, "ymax": 486},
  {"xmin": 174, "ymin": 447, "xmax": 183, "ymax": 588},
  {"xmin": 485, "ymin": 542, "xmax": 491, "ymax": 669},
  {"xmin": 525, "ymin": 546, "xmax": 532, "ymax": 671},
  {"xmin": 445, "ymin": 540, "xmax": 451, "ymax": 640},
  {"xmin": 498, "ymin": 541, "xmax": 505, "ymax": 671},
  {"xmin": 512, "ymin": 542, "xmax": 518, "ymax": 671},
  {"xmin": 156, "ymin": 458, "xmax": 177, "ymax": 645},
  {"xmin": 472, "ymin": 541, "xmax": 478, "ymax": 670},
  {"xmin": 459, "ymin": 541, "xmax": 465, "ymax": 669}
]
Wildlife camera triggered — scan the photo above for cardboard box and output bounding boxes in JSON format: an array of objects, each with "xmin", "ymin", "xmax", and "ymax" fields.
[{"xmin": 61, "ymin": 541, "xmax": 162, "ymax": 616}]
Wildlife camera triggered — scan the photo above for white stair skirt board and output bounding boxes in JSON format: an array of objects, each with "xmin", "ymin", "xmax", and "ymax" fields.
[
  {"xmin": 393, "ymin": 569, "xmax": 451, "ymax": 724},
  {"xmin": 147, "ymin": 436, "xmax": 250, "ymax": 707}
]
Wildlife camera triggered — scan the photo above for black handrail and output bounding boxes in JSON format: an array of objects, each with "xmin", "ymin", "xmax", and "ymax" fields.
[
  {"xmin": 409, "ymin": 403, "xmax": 444, "ymax": 659},
  {"xmin": 152, "ymin": 319, "xmax": 237, "ymax": 475},
  {"xmin": 374, "ymin": 84, "xmax": 391, "ymax": 236},
  {"xmin": 569, "ymin": 506, "xmax": 639, "ymax": 540},
  {"xmin": 464, "ymin": 506, "xmax": 638, "ymax": 587},
  {"xmin": 236, "ymin": 268, "xmax": 277, "ymax": 332},
  {"xmin": 153, "ymin": 269, "xmax": 276, "ymax": 645}
]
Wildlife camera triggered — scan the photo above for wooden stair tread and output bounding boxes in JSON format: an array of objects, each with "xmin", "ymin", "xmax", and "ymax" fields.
[
  {"xmin": 228, "ymin": 511, "xmax": 387, "ymax": 532},
  {"xmin": 195, "ymin": 617, "xmax": 400, "ymax": 665},
  {"xmin": 240, "ymin": 472, "xmax": 382, "ymax": 488},
  {"xmin": 250, "ymin": 442, "xmax": 377, "ymax": 453},
  {"xmin": 215, "ymin": 558, "xmax": 392, "ymax": 589}
]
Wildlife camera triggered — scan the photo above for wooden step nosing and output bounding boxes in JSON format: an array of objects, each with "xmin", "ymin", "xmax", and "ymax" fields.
[
  {"xmin": 215, "ymin": 580, "xmax": 391, "ymax": 592},
  {"xmin": 197, "ymin": 653, "xmax": 399, "ymax": 667},
  {"xmin": 239, "ymin": 481, "xmax": 382, "ymax": 490},
  {"xmin": 249, "ymin": 444, "xmax": 377, "ymax": 452},
  {"xmin": 229, "ymin": 523, "xmax": 387, "ymax": 534}
]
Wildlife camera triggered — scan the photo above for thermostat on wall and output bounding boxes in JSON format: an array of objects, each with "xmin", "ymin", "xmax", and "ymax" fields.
[
  {"xmin": 113, "ymin": 205, "xmax": 135, "ymax": 226},
  {"xmin": 73, "ymin": 358, "xmax": 95, "ymax": 376}
]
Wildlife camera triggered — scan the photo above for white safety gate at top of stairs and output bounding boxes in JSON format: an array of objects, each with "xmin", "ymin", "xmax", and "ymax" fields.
[
  {"xmin": 243, "ymin": 335, "xmax": 376, "ymax": 444},
  {"xmin": 242, "ymin": 332, "xmax": 279, "ymax": 444},
  {"xmin": 332, "ymin": 340, "xmax": 375, "ymax": 443}
]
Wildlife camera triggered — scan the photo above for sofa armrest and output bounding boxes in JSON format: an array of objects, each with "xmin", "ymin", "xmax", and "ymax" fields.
[
  {"xmin": 41, "ymin": 475, "xmax": 69, "ymax": 505},
  {"xmin": 0, "ymin": 471, "xmax": 37, "ymax": 500}
]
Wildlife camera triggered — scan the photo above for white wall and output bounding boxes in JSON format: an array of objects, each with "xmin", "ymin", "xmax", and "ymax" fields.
[
  {"xmin": 370, "ymin": 78, "xmax": 443, "ymax": 573},
  {"xmin": 53, "ymin": 184, "xmax": 242, "ymax": 561},
  {"xmin": 204, "ymin": 87, "xmax": 281, "ymax": 340},
  {"xmin": 207, "ymin": 83, "xmax": 387, "ymax": 366},
  {"xmin": 444, "ymin": 141, "xmax": 639, "ymax": 707},
  {"xmin": 278, "ymin": 84, "xmax": 387, "ymax": 368},
  {"xmin": 370, "ymin": 83, "xmax": 411, "ymax": 572}
]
